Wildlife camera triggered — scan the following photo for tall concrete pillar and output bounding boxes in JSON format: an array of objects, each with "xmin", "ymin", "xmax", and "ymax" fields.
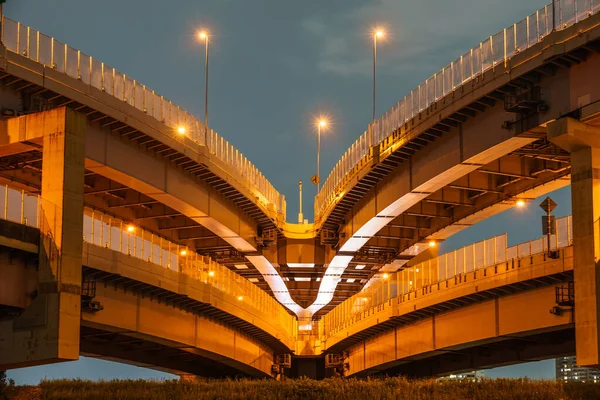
[
  {"xmin": 0, "ymin": 107, "xmax": 86, "ymax": 368},
  {"xmin": 548, "ymin": 117, "xmax": 600, "ymax": 367}
]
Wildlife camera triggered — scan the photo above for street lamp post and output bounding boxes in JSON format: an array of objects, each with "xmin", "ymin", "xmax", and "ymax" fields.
[
  {"xmin": 373, "ymin": 29, "xmax": 384, "ymax": 122},
  {"xmin": 317, "ymin": 119, "xmax": 327, "ymax": 191},
  {"xmin": 199, "ymin": 31, "xmax": 210, "ymax": 145},
  {"xmin": 312, "ymin": 119, "xmax": 328, "ymax": 192}
]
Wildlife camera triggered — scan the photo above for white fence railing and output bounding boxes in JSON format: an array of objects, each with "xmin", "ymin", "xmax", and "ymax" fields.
[
  {"xmin": 323, "ymin": 215, "xmax": 573, "ymax": 335},
  {"xmin": 315, "ymin": 0, "xmax": 600, "ymax": 219},
  {"xmin": 0, "ymin": 16, "xmax": 286, "ymax": 218}
]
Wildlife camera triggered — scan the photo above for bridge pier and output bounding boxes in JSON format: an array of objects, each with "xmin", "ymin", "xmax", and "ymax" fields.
[
  {"xmin": 549, "ymin": 117, "xmax": 600, "ymax": 367},
  {"xmin": 0, "ymin": 108, "xmax": 86, "ymax": 368}
]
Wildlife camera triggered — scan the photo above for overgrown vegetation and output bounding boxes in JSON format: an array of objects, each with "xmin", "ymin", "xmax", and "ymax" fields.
[
  {"xmin": 0, "ymin": 371, "xmax": 16, "ymax": 400},
  {"xmin": 2, "ymin": 377, "xmax": 600, "ymax": 400}
]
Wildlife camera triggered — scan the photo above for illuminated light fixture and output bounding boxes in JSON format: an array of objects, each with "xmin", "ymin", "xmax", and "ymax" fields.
[
  {"xmin": 374, "ymin": 29, "xmax": 385, "ymax": 38},
  {"xmin": 234, "ymin": 264, "xmax": 249, "ymax": 270},
  {"xmin": 248, "ymin": 278, "xmax": 259, "ymax": 283},
  {"xmin": 295, "ymin": 277, "xmax": 311, "ymax": 282},
  {"xmin": 180, "ymin": 249, "xmax": 188, "ymax": 256},
  {"xmin": 409, "ymin": 280, "xmax": 413, "ymax": 285},
  {"xmin": 355, "ymin": 264, "xmax": 366, "ymax": 270},
  {"xmin": 126, "ymin": 224, "xmax": 135, "ymax": 233},
  {"xmin": 346, "ymin": 278, "xmax": 356, "ymax": 283},
  {"xmin": 199, "ymin": 31, "xmax": 208, "ymax": 40},
  {"xmin": 318, "ymin": 119, "xmax": 327, "ymax": 128},
  {"xmin": 416, "ymin": 268, "xmax": 419, "ymax": 273},
  {"xmin": 288, "ymin": 263, "xmax": 315, "ymax": 268},
  {"xmin": 429, "ymin": 240, "xmax": 437, "ymax": 248},
  {"xmin": 177, "ymin": 126, "xmax": 186, "ymax": 135},
  {"xmin": 516, "ymin": 199, "xmax": 526, "ymax": 207},
  {"xmin": 237, "ymin": 295, "xmax": 243, "ymax": 301},
  {"xmin": 208, "ymin": 270, "xmax": 215, "ymax": 277},
  {"xmin": 298, "ymin": 323, "xmax": 313, "ymax": 331},
  {"xmin": 382, "ymin": 273, "xmax": 389, "ymax": 279}
]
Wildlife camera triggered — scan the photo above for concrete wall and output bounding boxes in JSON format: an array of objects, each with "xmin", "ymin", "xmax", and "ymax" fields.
[
  {"xmin": 82, "ymin": 243, "xmax": 296, "ymax": 348},
  {"xmin": 83, "ymin": 284, "xmax": 274, "ymax": 377},
  {"xmin": 322, "ymin": 248, "xmax": 574, "ymax": 376}
]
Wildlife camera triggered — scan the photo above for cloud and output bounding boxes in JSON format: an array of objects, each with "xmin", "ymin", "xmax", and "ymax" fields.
[{"xmin": 302, "ymin": 0, "xmax": 548, "ymax": 78}]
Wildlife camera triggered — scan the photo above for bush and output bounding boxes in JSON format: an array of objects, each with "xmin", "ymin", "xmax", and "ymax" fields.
[
  {"xmin": 0, "ymin": 371, "xmax": 15, "ymax": 400},
  {"xmin": 0, "ymin": 377, "xmax": 588, "ymax": 400}
]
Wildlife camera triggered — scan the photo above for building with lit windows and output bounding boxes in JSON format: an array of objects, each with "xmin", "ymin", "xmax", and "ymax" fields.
[
  {"xmin": 438, "ymin": 371, "xmax": 484, "ymax": 382},
  {"xmin": 556, "ymin": 357, "xmax": 600, "ymax": 383}
]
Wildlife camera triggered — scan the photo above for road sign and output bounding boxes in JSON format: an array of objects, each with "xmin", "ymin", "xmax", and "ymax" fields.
[
  {"xmin": 310, "ymin": 174, "xmax": 320, "ymax": 186},
  {"xmin": 539, "ymin": 197, "xmax": 557, "ymax": 214},
  {"xmin": 542, "ymin": 215, "xmax": 556, "ymax": 235}
]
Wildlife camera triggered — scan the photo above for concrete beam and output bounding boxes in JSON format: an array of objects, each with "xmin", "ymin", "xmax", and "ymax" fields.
[
  {"xmin": 345, "ymin": 285, "xmax": 572, "ymax": 377},
  {"xmin": 548, "ymin": 117, "xmax": 600, "ymax": 152},
  {"xmin": 0, "ymin": 114, "xmax": 260, "ymax": 252},
  {"xmin": 0, "ymin": 107, "xmax": 86, "ymax": 368}
]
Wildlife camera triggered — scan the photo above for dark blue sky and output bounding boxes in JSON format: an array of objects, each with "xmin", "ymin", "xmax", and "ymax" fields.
[{"xmin": 4, "ymin": 0, "xmax": 565, "ymax": 383}]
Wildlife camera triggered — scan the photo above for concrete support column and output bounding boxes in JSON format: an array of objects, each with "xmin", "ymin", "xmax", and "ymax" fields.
[
  {"xmin": 549, "ymin": 117, "xmax": 600, "ymax": 367},
  {"xmin": 0, "ymin": 107, "xmax": 86, "ymax": 368}
]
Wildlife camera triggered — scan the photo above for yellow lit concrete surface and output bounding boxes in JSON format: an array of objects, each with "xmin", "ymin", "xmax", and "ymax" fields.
[
  {"xmin": 0, "ymin": 108, "xmax": 86, "ymax": 369},
  {"xmin": 345, "ymin": 285, "xmax": 572, "ymax": 377},
  {"xmin": 322, "ymin": 248, "xmax": 574, "ymax": 376},
  {"xmin": 549, "ymin": 117, "xmax": 600, "ymax": 367},
  {"xmin": 82, "ymin": 283, "xmax": 274, "ymax": 377},
  {"xmin": 0, "ymin": 223, "xmax": 293, "ymax": 376},
  {"xmin": 0, "ymin": 250, "xmax": 37, "ymax": 309},
  {"xmin": 1, "ymin": 110, "xmax": 260, "ymax": 253},
  {"xmin": 321, "ymin": 12, "xmax": 600, "ymax": 234},
  {"xmin": 82, "ymin": 243, "xmax": 296, "ymax": 350},
  {"xmin": 0, "ymin": 44, "xmax": 282, "ymax": 226}
]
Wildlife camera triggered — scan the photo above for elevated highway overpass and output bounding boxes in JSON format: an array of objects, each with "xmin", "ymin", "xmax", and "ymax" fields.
[
  {"xmin": 0, "ymin": 185, "xmax": 579, "ymax": 377},
  {"xmin": 321, "ymin": 217, "xmax": 575, "ymax": 377},
  {"xmin": 2, "ymin": 0, "xmax": 600, "ymax": 377},
  {"xmin": 0, "ymin": 185, "xmax": 295, "ymax": 376}
]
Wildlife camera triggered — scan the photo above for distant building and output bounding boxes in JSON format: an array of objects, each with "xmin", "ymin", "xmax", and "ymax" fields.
[
  {"xmin": 439, "ymin": 370, "xmax": 484, "ymax": 381},
  {"xmin": 556, "ymin": 356, "xmax": 600, "ymax": 383}
]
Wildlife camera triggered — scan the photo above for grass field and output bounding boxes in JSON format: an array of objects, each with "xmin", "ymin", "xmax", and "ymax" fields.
[{"xmin": 2, "ymin": 377, "xmax": 600, "ymax": 400}]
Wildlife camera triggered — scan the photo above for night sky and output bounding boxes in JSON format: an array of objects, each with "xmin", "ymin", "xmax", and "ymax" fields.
[{"xmin": 4, "ymin": 0, "xmax": 565, "ymax": 383}]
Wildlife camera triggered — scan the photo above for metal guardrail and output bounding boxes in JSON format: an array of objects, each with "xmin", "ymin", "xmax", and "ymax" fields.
[
  {"xmin": 0, "ymin": 17, "xmax": 286, "ymax": 219},
  {"xmin": 0, "ymin": 184, "xmax": 296, "ymax": 340},
  {"xmin": 315, "ymin": 0, "xmax": 600, "ymax": 219},
  {"xmin": 323, "ymin": 215, "xmax": 573, "ymax": 335}
]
